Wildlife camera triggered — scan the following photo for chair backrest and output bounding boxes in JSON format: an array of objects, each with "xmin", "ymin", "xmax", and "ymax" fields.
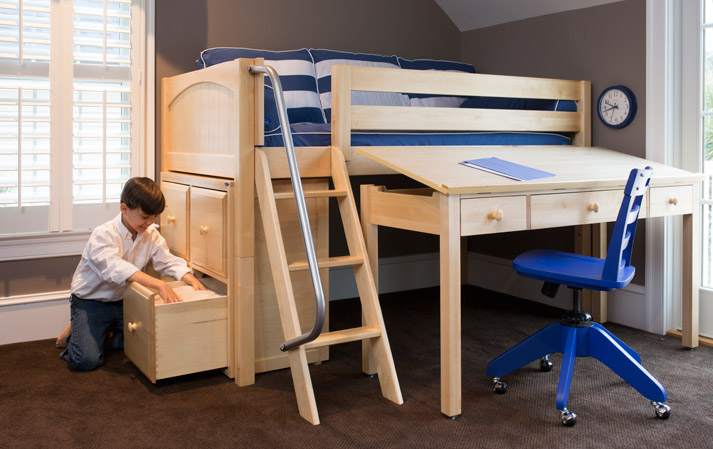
[{"xmin": 602, "ymin": 166, "xmax": 653, "ymax": 282}]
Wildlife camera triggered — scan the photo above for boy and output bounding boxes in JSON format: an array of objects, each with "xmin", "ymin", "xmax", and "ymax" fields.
[{"xmin": 60, "ymin": 177, "xmax": 204, "ymax": 371}]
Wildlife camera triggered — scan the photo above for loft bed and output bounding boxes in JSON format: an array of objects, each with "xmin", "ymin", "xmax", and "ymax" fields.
[
  {"xmin": 165, "ymin": 48, "xmax": 591, "ymax": 180},
  {"xmin": 156, "ymin": 49, "xmax": 593, "ymax": 389}
]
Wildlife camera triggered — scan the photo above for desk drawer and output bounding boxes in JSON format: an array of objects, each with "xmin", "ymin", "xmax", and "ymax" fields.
[
  {"xmin": 460, "ymin": 196, "xmax": 527, "ymax": 236},
  {"xmin": 648, "ymin": 185, "xmax": 693, "ymax": 217},
  {"xmin": 530, "ymin": 190, "xmax": 626, "ymax": 229},
  {"xmin": 124, "ymin": 279, "xmax": 228, "ymax": 383}
]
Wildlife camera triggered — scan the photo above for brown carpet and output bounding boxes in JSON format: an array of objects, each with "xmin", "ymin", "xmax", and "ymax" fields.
[{"xmin": 1, "ymin": 286, "xmax": 712, "ymax": 449}]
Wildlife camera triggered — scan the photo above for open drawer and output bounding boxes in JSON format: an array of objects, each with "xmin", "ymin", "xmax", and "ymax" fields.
[{"xmin": 123, "ymin": 277, "xmax": 228, "ymax": 383}]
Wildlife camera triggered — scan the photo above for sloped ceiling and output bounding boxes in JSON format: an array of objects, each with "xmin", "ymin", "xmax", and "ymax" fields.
[{"xmin": 435, "ymin": 0, "xmax": 626, "ymax": 31}]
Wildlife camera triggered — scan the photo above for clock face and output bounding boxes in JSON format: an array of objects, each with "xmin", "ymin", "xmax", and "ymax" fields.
[{"xmin": 597, "ymin": 86, "xmax": 637, "ymax": 128}]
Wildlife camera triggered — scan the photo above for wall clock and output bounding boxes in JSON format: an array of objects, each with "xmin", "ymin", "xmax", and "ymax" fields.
[{"xmin": 597, "ymin": 85, "xmax": 637, "ymax": 128}]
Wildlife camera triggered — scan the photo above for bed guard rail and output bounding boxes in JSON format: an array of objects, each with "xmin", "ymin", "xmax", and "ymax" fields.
[{"xmin": 248, "ymin": 64, "xmax": 326, "ymax": 352}]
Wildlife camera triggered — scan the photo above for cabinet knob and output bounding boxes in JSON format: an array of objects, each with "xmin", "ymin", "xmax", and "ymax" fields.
[
  {"xmin": 669, "ymin": 197, "xmax": 678, "ymax": 206},
  {"xmin": 167, "ymin": 215, "xmax": 176, "ymax": 223},
  {"xmin": 588, "ymin": 202, "xmax": 600, "ymax": 213},
  {"xmin": 199, "ymin": 225, "xmax": 209, "ymax": 235},
  {"xmin": 488, "ymin": 209, "xmax": 503, "ymax": 221},
  {"xmin": 127, "ymin": 322, "xmax": 140, "ymax": 333}
]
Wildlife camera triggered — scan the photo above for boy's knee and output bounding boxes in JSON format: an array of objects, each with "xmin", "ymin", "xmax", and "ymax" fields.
[{"xmin": 61, "ymin": 346, "xmax": 103, "ymax": 371}]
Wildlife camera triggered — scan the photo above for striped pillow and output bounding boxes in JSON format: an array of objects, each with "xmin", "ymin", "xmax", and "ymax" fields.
[
  {"xmin": 197, "ymin": 48, "xmax": 325, "ymax": 131},
  {"xmin": 310, "ymin": 49, "xmax": 409, "ymax": 122},
  {"xmin": 397, "ymin": 58, "xmax": 477, "ymax": 108}
]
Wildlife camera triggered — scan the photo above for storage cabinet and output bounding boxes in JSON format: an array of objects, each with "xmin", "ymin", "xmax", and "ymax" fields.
[{"xmin": 126, "ymin": 171, "xmax": 330, "ymax": 382}]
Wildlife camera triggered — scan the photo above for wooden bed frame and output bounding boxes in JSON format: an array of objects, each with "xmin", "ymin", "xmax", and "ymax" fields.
[{"xmin": 157, "ymin": 57, "xmax": 595, "ymax": 387}]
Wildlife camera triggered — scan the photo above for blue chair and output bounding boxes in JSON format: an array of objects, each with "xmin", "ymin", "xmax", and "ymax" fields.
[{"xmin": 486, "ymin": 167, "xmax": 670, "ymax": 427}]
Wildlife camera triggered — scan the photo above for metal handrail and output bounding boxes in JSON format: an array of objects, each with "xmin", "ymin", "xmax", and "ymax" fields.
[{"xmin": 248, "ymin": 64, "xmax": 326, "ymax": 352}]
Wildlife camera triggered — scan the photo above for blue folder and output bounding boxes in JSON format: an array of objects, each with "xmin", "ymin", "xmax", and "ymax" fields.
[{"xmin": 460, "ymin": 157, "xmax": 555, "ymax": 181}]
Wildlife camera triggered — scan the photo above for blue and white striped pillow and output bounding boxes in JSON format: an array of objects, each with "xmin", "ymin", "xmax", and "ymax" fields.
[
  {"xmin": 197, "ymin": 48, "xmax": 325, "ymax": 131},
  {"xmin": 310, "ymin": 49, "xmax": 409, "ymax": 122},
  {"xmin": 397, "ymin": 58, "xmax": 477, "ymax": 108}
]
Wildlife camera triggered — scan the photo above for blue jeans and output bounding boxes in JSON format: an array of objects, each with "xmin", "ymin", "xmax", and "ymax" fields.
[{"xmin": 60, "ymin": 295, "xmax": 124, "ymax": 371}]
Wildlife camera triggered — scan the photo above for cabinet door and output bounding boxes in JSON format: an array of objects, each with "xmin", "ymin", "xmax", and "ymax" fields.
[
  {"xmin": 190, "ymin": 186, "xmax": 227, "ymax": 277},
  {"xmin": 161, "ymin": 182, "xmax": 189, "ymax": 259}
]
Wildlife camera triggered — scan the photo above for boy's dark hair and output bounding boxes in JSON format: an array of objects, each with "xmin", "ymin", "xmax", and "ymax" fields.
[{"xmin": 120, "ymin": 177, "xmax": 166, "ymax": 215}]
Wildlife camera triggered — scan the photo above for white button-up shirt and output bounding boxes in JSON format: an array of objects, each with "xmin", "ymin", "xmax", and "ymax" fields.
[{"xmin": 70, "ymin": 213, "xmax": 191, "ymax": 302}]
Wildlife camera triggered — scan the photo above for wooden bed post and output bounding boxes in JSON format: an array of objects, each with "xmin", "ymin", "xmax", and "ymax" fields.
[
  {"xmin": 234, "ymin": 58, "xmax": 258, "ymax": 385},
  {"xmin": 331, "ymin": 65, "xmax": 352, "ymax": 162}
]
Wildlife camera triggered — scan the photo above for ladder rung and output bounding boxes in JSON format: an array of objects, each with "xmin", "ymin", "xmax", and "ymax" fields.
[
  {"xmin": 303, "ymin": 326, "xmax": 381, "ymax": 350},
  {"xmin": 288, "ymin": 255, "xmax": 363, "ymax": 271},
  {"xmin": 273, "ymin": 189, "xmax": 348, "ymax": 200}
]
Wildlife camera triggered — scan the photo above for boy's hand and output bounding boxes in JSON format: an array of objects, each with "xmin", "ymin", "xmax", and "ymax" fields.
[
  {"xmin": 128, "ymin": 270, "xmax": 183, "ymax": 303},
  {"xmin": 156, "ymin": 281, "xmax": 182, "ymax": 304},
  {"xmin": 182, "ymin": 272, "xmax": 206, "ymax": 291}
]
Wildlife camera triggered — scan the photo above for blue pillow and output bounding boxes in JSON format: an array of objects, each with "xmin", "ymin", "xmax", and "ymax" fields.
[
  {"xmin": 397, "ymin": 57, "xmax": 476, "ymax": 108},
  {"xmin": 310, "ymin": 49, "xmax": 409, "ymax": 122},
  {"xmin": 197, "ymin": 48, "xmax": 325, "ymax": 130},
  {"xmin": 461, "ymin": 97, "xmax": 578, "ymax": 112}
]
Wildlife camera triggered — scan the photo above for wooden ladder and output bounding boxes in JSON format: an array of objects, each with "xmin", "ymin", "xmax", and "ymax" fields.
[{"xmin": 254, "ymin": 146, "xmax": 403, "ymax": 425}]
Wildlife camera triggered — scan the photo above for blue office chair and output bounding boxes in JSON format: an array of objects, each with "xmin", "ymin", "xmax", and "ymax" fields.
[{"xmin": 486, "ymin": 166, "xmax": 670, "ymax": 427}]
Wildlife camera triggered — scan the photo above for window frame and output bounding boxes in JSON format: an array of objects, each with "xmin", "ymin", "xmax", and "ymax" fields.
[{"xmin": 0, "ymin": 0, "xmax": 154, "ymax": 261}]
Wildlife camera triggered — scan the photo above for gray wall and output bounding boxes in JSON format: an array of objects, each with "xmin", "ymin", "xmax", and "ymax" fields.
[{"xmin": 461, "ymin": 0, "xmax": 647, "ymax": 283}]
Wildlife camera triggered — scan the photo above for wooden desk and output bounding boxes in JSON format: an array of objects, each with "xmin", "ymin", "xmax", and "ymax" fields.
[{"xmin": 357, "ymin": 145, "xmax": 704, "ymax": 418}]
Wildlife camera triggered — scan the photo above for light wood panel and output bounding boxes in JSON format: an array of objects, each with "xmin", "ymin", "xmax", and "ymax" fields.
[
  {"xmin": 351, "ymin": 106, "xmax": 581, "ymax": 133},
  {"xmin": 190, "ymin": 187, "xmax": 228, "ymax": 278},
  {"xmin": 356, "ymin": 146, "xmax": 703, "ymax": 195},
  {"xmin": 253, "ymin": 178, "xmax": 330, "ymax": 374},
  {"xmin": 347, "ymin": 65, "xmax": 586, "ymax": 99},
  {"xmin": 161, "ymin": 182, "xmax": 189, "ymax": 259}
]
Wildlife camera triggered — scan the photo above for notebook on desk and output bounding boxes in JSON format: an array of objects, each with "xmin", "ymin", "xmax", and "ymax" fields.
[{"xmin": 460, "ymin": 157, "xmax": 555, "ymax": 181}]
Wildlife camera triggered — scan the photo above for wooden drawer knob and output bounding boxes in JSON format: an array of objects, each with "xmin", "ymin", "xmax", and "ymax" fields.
[
  {"xmin": 488, "ymin": 210, "xmax": 503, "ymax": 221},
  {"xmin": 669, "ymin": 197, "xmax": 678, "ymax": 206},
  {"xmin": 588, "ymin": 202, "xmax": 600, "ymax": 213},
  {"xmin": 199, "ymin": 225, "xmax": 209, "ymax": 235},
  {"xmin": 167, "ymin": 215, "xmax": 176, "ymax": 223},
  {"xmin": 127, "ymin": 322, "xmax": 141, "ymax": 333}
]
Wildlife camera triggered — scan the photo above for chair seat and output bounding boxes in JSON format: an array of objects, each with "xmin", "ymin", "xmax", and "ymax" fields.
[{"xmin": 513, "ymin": 249, "xmax": 634, "ymax": 291}]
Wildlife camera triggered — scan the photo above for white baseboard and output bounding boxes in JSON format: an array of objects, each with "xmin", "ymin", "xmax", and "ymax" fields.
[
  {"xmin": 0, "ymin": 292, "xmax": 70, "ymax": 345},
  {"xmin": 465, "ymin": 252, "xmax": 649, "ymax": 331},
  {"xmin": 0, "ymin": 251, "xmax": 650, "ymax": 345},
  {"xmin": 329, "ymin": 252, "xmax": 441, "ymax": 300},
  {"xmin": 465, "ymin": 252, "xmax": 572, "ymax": 310}
]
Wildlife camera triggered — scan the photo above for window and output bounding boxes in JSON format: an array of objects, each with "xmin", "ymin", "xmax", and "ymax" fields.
[
  {"xmin": 0, "ymin": 0, "xmax": 152, "ymax": 243},
  {"xmin": 704, "ymin": 1, "xmax": 713, "ymax": 290}
]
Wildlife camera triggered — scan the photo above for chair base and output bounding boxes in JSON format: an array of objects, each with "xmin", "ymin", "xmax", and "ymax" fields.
[{"xmin": 486, "ymin": 321, "xmax": 667, "ymax": 415}]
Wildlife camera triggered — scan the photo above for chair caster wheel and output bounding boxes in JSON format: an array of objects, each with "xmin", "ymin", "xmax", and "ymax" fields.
[
  {"xmin": 653, "ymin": 402, "xmax": 671, "ymax": 419},
  {"xmin": 559, "ymin": 409, "xmax": 577, "ymax": 427},
  {"xmin": 492, "ymin": 377, "xmax": 507, "ymax": 394},
  {"xmin": 539, "ymin": 356, "xmax": 553, "ymax": 372}
]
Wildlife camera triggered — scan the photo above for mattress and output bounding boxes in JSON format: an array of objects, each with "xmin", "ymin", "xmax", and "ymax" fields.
[{"xmin": 262, "ymin": 123, "xmax": 572, "ymax": 148}]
